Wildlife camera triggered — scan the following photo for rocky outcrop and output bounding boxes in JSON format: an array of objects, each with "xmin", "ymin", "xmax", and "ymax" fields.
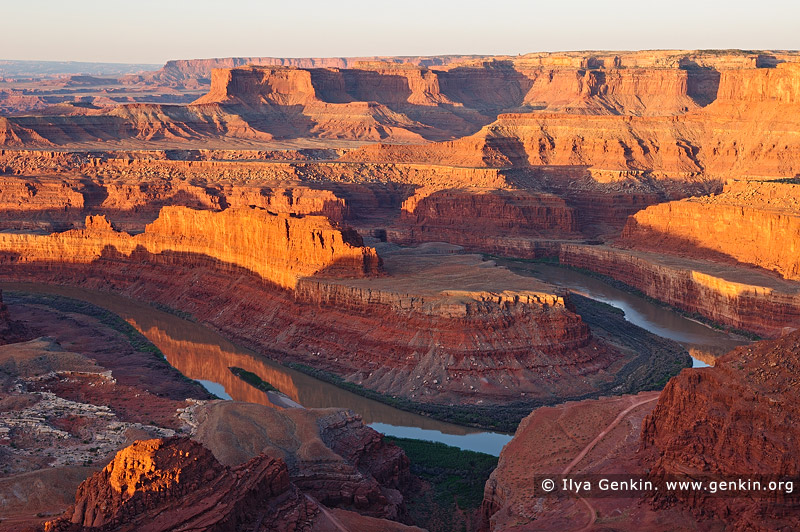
[
  {"xmin": 641, "ymin": 331, "xmax": 800, "ymax": 531},
  {"xmin": 392, "ymin": 187, "xmax": 580, "ymax": 252},
  {"xmin": 479, "ymin": 391, "xmax": 686, "ymax": 531},
  {"xmin": 514, "ymin": 66, "xmax": 707, "ymax": 116},
  {"xmin": 220, "ymin": 184, "xmax": 349, "ymax": 221},
  {"xmin": 192, "ymin": 403, "xmax": 412, "ymax": 520},
  {"xmin": 190, "ymin": 64, "xmax": 491, "ymax": 142},
  {"xmin": 622, "ymin": 179, "xmax": 800, "ymax": 280},
  {"xmin": 715, "ymin": 62, "xmax": 800, "ymax": 103},
  {"xmin": 0, "ymin": 177, "xmax": 85, "ymax": 223},
  {"xmin": 343, "ymin": 60, "xmax": 800, "ymax": 182},
  {"xmin": 135, "ymin": 55, "xmax": 484, "ymax": 87},
  {"xmin": 479, "ymin": 314, "xmax": 800, "ymax": 531},
  {"xmin": 0, "ymin": 206, "xmax": 380, "ymax": 289},
  {"xmin": 0, "ymin": 149, "xmax": 511, "ymax": 190},
  {"xmin": 560, "ymin": 244, "xmax": 800, "ymax": 337},
  {"xmin": 41, "ymin": 437, "xmax": 323, "ymax": 532},
  {"xmin": 0, "ymin": 160, "xmax": 358, "ymax": 232}
]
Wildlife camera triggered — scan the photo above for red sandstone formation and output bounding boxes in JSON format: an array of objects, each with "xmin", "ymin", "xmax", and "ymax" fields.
[
  {"xmin": 192, "ymin": 403, "xmax": 412, "ymax": 520},
  {"xmin": 3, "ymin": 50, "xmax": 796, "ymax": 153},
  {"xmin": 344, "ymin": 61, "xmax": 800, "ymax": 181},
  {"xmin": 4, "ymin": 48, "xmax": 798, "ymax": 532},
  {"xmin": 480, "ymin": 330, "xmax": 800, "ymax": 531},
  {"xmin": 134, "ymin": 55, "xmax": 485, "ymax": 88},
  {"xmin": 0, "ymin": 298, "xmax": 212, "ymax": 530},
  {"xmin": 0, "ymin": 205, "xmax": 663, "ymax": 405},
  {"xmin": 0, "ymin": 207, "xmax": 380, "ymax": 289},
  {"xmin": 479, "ymin": 391, "xmax": 702, "ymax": 531},
  {"xmin": 391, "ymin": 187, "xmax": 580, "ymax": 253},
  {"xmin": 41, "ymin": 437, "xmax": 333, "ymax": 532},
  {"xmin": 641, "ymin": 330, "xmax": 800, "ymax": 531},
  {"xmin": 0, "ymin": 296, "xmax": 420, "ymax": 531},
  {"xmin": 622, "ymin": 179, "xmax": 800, "ymax": 280},
  {"xmin": 559, "ymin": 244, "xmax": 800, "ymax": 337}
]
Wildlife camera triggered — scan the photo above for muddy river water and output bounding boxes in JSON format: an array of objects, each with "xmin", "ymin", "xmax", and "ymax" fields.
[
  {"xmin": 494, "ymin": 260, "xmax": 751, "ymax": 367},
  {"xmin": 3, "ymin": 264, "xmax": 748, "ymax": 455},
  {"xmin": 2, "ymin": 282, "xmax": 514, "ymax": 455}
]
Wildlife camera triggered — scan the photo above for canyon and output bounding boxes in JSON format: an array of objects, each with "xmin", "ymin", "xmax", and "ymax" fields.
[
  {"xmin": 0, "ymin": 206, "xmax": 685, "ymax": 409},
  {"xmin": 1, "ymin": 49, "xmax": 799, "ymax": 531},
  {"xmin": 0, "ymin": 290, "xmax": 421, "ymax": 532},
  {"xmin": 479, "ymin": 332, "xmax": 800, "ymax": 532}
]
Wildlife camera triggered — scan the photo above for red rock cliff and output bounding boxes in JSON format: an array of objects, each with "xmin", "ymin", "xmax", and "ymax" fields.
[
  {"xmin": 641, "ymin": 331, "xmax": 800, "ymax": 531},
  {"xmin": 0, "ymin": 206, "xmax": 381, "ymax": 289},
  {"xmin": 622, "ymin": 180, "xmax": 800, "ymax": 280},
  {"xmin": 560, "ymin": 244, "xmax": 800, "ymax": 337},
  {"xmin": 42, "ymin": 437, "xmax": 321, "ymax": 532}
]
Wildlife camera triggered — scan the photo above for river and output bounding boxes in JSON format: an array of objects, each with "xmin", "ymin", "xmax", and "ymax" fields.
[
  {"xmin": 493, "ymin": 260, "xmax": 751, "ymax": 367},
  {"xmin": 1, "ymin": 282, "xmax": 513, "ymax": 456},
  {"xmin": 3, "ymin": 262, "xmax": 747, "ymax": 457}
]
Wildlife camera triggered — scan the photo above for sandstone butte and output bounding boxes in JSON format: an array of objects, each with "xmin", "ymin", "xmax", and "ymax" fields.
[{"xmin": 40, "ymin": 437, "xmax": 423, "ymax": 532}]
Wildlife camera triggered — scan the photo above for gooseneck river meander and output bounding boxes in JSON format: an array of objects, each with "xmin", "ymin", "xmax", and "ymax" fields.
[{"xmin": 2, "ymin": 261, "xmax": 748, "ymax": 456}]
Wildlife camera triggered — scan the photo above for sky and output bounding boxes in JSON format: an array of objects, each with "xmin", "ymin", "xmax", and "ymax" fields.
[{"xmin": 2, "ymin": 0, "xmax": 798, "ymax": 65}]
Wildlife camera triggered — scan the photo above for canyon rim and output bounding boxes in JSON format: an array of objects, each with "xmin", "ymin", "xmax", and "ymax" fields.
[{"xmin": 1, "ymin": 14, "xmax": 799, "ymax": 531}]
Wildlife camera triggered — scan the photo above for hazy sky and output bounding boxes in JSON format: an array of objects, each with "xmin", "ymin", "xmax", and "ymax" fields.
[{"xmin": 3, "ymin": 0, "xmax": 798, "ymax": 64}]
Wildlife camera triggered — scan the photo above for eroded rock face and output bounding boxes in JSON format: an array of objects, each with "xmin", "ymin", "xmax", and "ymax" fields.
[
  {"xmin": 42, "ymin": 437, "xmax": 321, "ymax": 532},
  {"xmin": 392, "ymin": 187, "xmax": 580, "ymax": 253},
  {"xmin": 4, "ymin": 51, "xmax": 797, "ymax": 152},
  {"xmin": 137, "ymin": 55, "xmax": 481, "ymax": 87},
  {"xmin": 560, "ymin": 244, "xmax": 800, "ymax": 337},
  {"xmin": 478, "ymin": 391, "xmax": 702, "ymax": 532},
  {"xmin": 641, "ymin": 331, "xmax": 800, "ymax": 531},
  {"xmin": 192, "ymin": 403, "xmax": 412, "ymax": 520},
  {"xmin": 622, "ymin": 180, "xmax": 800, "ymax": 281},
  {"xmin": 344, "ymin": 61, "xmax": 800, "ymax": 181},
  {"xmin": 0, "ymin": 206, "xmax": 381, "ymax": 290}
]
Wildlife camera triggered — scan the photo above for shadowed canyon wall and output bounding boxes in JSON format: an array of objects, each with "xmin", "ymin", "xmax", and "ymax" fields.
[{"xmin": 641, "ymin": 331, "xmax": 800, "ymax": 530}]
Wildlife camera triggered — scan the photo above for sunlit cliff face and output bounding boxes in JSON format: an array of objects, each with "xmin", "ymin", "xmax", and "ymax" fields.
[{"xmin": 0, "ymin": 207, "xmax": 381, "ymax": 290}]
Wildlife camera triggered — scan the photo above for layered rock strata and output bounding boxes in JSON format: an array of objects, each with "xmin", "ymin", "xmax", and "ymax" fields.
[
  {"xmin": 3, "ymin": 51, "xmax": 798, "ymax": 155},
  {"xmin": 560, "ymin": 244, "xmax": 800, "ymax": 337},
  {"xmin": 622, "ymin": 179, "xmax": 800, "ymax": 280},
  {"xmin": 391, "ymin": 187, "xmax": 581, "ymax": 253},
  {"xmin": 0, "ymin": 207, "xmax": 658, "ymax": 405},
  {"xmin": 641, "ymin": 330, "xmax": 800, "ymax": 531},
  {"xmin": 0, "ymin": 207, "xmax": 380, "ymax": 290},
  {"xmin": 344, "ymin": 61, "xmax": 800, "ymax": 181},
  {"xmin": 192, "ymin": 403, "xmax": 412, "ymax": 520}
]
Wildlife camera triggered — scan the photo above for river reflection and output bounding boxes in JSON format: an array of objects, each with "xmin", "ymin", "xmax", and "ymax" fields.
[
  {"xmin": 1, "ymin": 282, "xmax": 512, "ymax": 455},
  {"xmin": 494, "ymin": 260, "xmax": 751, "ymax": 367}
]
